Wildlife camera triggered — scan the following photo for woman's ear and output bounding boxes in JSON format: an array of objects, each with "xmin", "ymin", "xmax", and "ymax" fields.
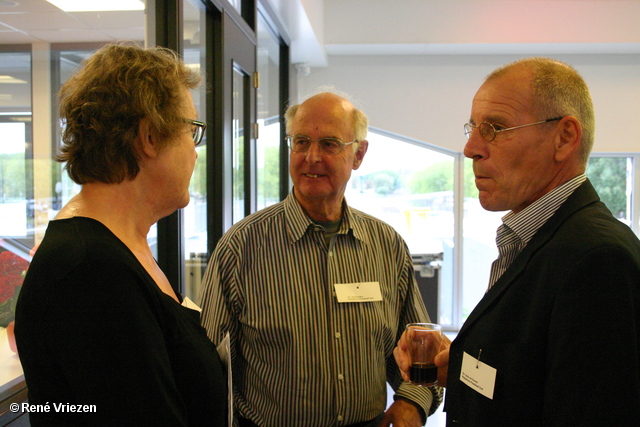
[{"xmin": 138, "ymin": 117, "xmax": 159, "ymax": 158}]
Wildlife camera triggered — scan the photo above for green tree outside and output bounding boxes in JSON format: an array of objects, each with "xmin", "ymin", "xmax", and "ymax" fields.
[
  {"xmin": 587, "ymin": 157, "xmax": 628, "ymax": 219},
  {"xmin": 258, "ymin": 145, "xmax": 281, "ymax": 205},
  {"xmin": 404, "ymin": 159, "xmax": 478, "ymax": 199},
  {"xmin": 190, "ymin": 146, "xmax": 206, "ymax": 198},
  {"xmin": 0, "ymin": 153, "xmax": 26, "ymax": 201},
  {"xmin": 408, "ymin": 161, "xmax": 453, "ymax": 194}
]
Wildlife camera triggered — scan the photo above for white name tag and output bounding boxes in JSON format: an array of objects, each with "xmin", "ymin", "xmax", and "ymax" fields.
[
  {"xmin": 334, "ymin": 282, "xmax": 383, "ymax": 303},
  {"xmin": 460, "ymin": 351, "xmax": 497, "ymax": 400}
]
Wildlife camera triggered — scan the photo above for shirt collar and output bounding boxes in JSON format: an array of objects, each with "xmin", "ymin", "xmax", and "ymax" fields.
[
  {"xmin": 283, "ymin": 190, "xmax": 367, "ymax": 244},
  {"xmin": 502, "ymin": 174, "xmax": 587, "ymax": 245}
]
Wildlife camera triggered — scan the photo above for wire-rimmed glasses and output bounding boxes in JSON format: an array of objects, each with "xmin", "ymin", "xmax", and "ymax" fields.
[
  {"xmin": 464, "ymin": 117, "xmax": 563, "ymax": 142},
  {"xmin": 184, "ymin": 118, "xmax": 207, "ymax": 146},
  {"xmin": 286, "ymin": 135, "xmax": 358, "ymax": 156}
]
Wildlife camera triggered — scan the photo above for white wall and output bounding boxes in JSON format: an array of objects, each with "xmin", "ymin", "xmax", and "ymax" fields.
[{"xmin": 298, "ymin": 53, "xmax": 640, "ymax": 154}]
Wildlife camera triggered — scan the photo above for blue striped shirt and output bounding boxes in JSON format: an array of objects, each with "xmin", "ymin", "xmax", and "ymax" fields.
[{"xmin": 200, "ymin": 192, "xmax": 443, "ymax": 426}]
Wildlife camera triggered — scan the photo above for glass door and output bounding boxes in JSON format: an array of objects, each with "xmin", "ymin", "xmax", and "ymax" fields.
[
  {"xmin": 232, "ymin": 65, "xmax": 249, "ymax": 223},
  {"xmin": 256, "ymin": 8, "xmax": 286, "ymax": 209},
  {"xmin": 182, "ymin": 0, "xmax": 210, "ymax": 301},
  {"xmin": 212, "ymin": 9, "xmax": 256, "ymax": 239}
]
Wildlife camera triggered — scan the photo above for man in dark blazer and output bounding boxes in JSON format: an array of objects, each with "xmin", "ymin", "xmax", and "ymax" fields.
[{"xmin": 395, "ymin": 57, "xmax": 640, "ymax": 425}]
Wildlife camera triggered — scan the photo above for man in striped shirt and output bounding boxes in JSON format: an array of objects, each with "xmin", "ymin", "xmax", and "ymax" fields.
[
  {"xmin": 200, "ymin": 91, "xmax": 443, "ymax": 426},
  {"xmin": 395, "ymin": 58, "xmax": 640, "ymax": 425}
]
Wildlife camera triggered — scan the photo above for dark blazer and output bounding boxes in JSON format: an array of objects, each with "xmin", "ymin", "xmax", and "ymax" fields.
[{"xmin": 445, "ymin": 179, "xmax": 640, "ymax": 426}]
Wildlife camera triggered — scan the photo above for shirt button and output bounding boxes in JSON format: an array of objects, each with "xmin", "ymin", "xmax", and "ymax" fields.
[
  {"xmin": 329, "ymin": 251, "xmax": 333, "ymax": 257},
  {"xmin": 337, "ymin": 415, "xmax": 343, "ymax": 422},
  {"xmin": 335, "ymin": 332, "xmax": 341, "ymax": 339},
  {"xmin": 338, "ymin": 373, "xmax": 344, "ymax": 380}
]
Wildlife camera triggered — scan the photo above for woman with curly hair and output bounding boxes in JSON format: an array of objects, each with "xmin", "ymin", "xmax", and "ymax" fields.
[{"xmin": 15, "ymin": 43, "xmax": 226, "ymax": 426}]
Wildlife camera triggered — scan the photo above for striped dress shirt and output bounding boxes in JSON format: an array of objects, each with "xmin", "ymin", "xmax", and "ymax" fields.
[
  {"xmin": 200, "ymin": 192, "xmax": 443, "ymax": 426},
  {"xmin": 487, "ymin": 174, "xmax": 587, "ymax": 289}
]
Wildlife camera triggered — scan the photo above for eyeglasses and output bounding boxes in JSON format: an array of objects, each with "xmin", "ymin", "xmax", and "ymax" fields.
[
  {"xmin": 184, "ymin": 118, "xmax": 207, "ymax": 146},
  {"xmin": 286, "ymin": 135, "xmax": 358, "ymax": 156},
  {"xmin": 464, "ymin": 117, "xmax": 563, "ymax": 142}
]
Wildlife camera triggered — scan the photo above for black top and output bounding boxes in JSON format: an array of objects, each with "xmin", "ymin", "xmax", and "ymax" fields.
[{"xmin": 15, "ymin": 217, "xmax": 227, "ymax": 426}]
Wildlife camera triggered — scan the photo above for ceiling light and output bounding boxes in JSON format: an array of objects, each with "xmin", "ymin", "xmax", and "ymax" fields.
[
  {"xmin": 0, "ymin": 75, "xmax": 27, "ymax": 84},
  {"xmin": 46, "ymin": 0, "xmax": 144, "ymax": 12}
]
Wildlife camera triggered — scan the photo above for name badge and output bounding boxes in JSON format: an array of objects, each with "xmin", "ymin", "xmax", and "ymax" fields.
[
  {"xmin": 460, "ymin": 351, "xmax": 497, "ymax": 400},
  {"xmin": 181, "ymin": 296, "xmax": 202, "ymax": 312},
  {"xmin": 334, "ymin": 282, "xmax": 382, "ymax": 303}
]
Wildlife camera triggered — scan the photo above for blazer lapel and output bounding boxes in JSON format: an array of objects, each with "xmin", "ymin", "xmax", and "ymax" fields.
[{"xmin": 457, "ymin": 180, "xmax": 601, "ymax": 337}]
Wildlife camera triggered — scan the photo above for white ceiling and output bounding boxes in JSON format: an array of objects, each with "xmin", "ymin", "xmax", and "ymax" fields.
[
  {"xmin": 0, "ymin": 0, "xmax": 146, "ymax": 44},
  {"xmin": 272, "ymin": 0, "xmax": 640, "ymax": 66},
  {"xmin": 2, "ymin": 0, "xmax": 640, "ymax": 64},
  {"xmin": 323, "ymin": 0, "xmax": 640, "ymax": 47}
]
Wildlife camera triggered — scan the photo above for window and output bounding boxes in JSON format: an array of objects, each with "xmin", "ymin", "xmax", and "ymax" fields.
[
  {"xmin": 461, "ymin": 157, "xmax": 503, "ymax": 321},
  {"xmin": 256, "ymin": 10, "xmax": 283, "ymax": 210},
  {"xmin": 227, "ymin": 0, "xmax": 242, "ymax": 15},
  {"xmin": 587, "ymin": 155, "xmax": 634, "ymax": 227},
  {"xmin": 232, "ymin": 65, "xmax": 248, "ymax": 224},
  {"xmin": 345, "ymin": 128, "xmax": 456, "ymax": 327},
  {"xmin": 0, "ymin": 51, "xmax": 32, "ymax": 365},
  {"xmin": 0, "ymin": 115, "xmax": 31, "ymax": 246},
  {"xmin": 183, "ymin": 0, "xmax": 209, "ymax": 301}
]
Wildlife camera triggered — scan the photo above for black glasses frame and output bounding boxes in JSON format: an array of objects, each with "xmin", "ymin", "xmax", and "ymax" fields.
[{"xmin": 184, "ymin": 118, "xmax": 207, "ymax": 146}]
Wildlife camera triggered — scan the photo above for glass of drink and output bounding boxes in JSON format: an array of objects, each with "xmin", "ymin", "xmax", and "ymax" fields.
[{"xmin": 406, "ymin": 323, "xmax": 443, "ymax": 387}]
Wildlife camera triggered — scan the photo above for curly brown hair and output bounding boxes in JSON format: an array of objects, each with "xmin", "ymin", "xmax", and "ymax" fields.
[{"xmin": 57, "ymin": 42, "xmax": 202, "ymax": 184}]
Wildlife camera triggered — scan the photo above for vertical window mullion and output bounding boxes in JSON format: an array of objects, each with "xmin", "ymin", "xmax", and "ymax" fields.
[{"xmin": 154, "ymin": 0, "xmax": 185, "ymax": 294}]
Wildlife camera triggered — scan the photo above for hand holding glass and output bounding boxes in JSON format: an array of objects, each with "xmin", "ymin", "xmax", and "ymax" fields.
[{"xmin": 406, "ymin": 323, "xmax": 443, "ymax": 387}]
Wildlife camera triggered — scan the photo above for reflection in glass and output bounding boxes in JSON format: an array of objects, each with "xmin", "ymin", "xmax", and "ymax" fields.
[
  {"xmin": 183, "ymin": 0, "xmax": 208, "ymax": 301},
  {"xmin": 227, "ymin": 0, "xmax": 242, "ymax": 15},
  {"xmin": 0, "ymin": 50, "xmax": 32, "ymax": 249},
  {"xmin": 232, "ymin": 66, "xmax": 246, "ymax": 224},
  {"xmin": 256, "ymin": 13, "xmax": 281, "ymax": 210},
  {"xmin": 55, "ymin": 49, "xmax": 96, "ymax": 213},
  {"xmin": 0, "ymin": 121, "xmax": 27, "ymax": 236}
]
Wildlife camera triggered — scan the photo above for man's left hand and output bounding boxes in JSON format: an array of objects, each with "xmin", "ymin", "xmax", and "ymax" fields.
[{"xmin": 379, "ymin": 399, "xmax": 423, "ymax": 427}]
